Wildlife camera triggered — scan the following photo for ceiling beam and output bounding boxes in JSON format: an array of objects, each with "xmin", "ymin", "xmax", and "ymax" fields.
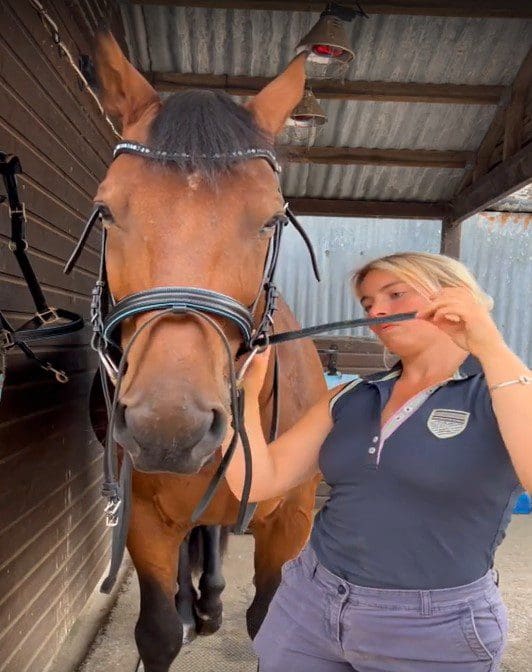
[
  {"xmin": 457, "ymin": 47, "xmax": 532, "ymax": 192},
  {"xmin": 148, "ymin": 71, "xmax": 505, "ymax": 106},
  {"xmin": 132, "ymin": 1, "xmax": 532, "ymax": 19},
  {"xmin": 287, "ymin": 198, "xmax": 448, "ymax": 219},
  {"xmin": 283, "ymin": 146, "xmax": 473, "ymax": 169},
  {"xmin": 448, "ymin": 142, "xmax": 532, "ymax": 225}
]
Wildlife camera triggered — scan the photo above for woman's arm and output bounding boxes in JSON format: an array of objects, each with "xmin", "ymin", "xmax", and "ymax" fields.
[
  {"xmin": 222, "ymin": 350, "xmax": 337, "ymax": 502},
  {"xmin": 418, "ymin": 287, "xmax": 532, "ymax": 491},
  {"xmin": 477, "ymin": 341, "xmax": 532, "ymax": 491}
]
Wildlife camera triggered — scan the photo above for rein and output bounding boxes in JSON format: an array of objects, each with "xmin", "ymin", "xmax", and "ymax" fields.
[
  {"xmin": 65, "ymin": 141, "xmax": 415, "ymax": 592},
  {"xmin": 0, "ymin": 152, "xmax": 84, "ymax": 392}
]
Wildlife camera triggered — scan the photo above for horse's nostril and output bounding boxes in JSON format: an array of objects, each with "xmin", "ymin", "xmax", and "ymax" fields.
[{"xmin": 209, "ymin": 408, "xmax": 226, "ymax": 444}]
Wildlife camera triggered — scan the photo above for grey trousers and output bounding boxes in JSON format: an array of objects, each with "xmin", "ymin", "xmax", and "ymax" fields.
[{"xmin": 253, "ymin": 545, "xmax": 508, "ymax": 672}]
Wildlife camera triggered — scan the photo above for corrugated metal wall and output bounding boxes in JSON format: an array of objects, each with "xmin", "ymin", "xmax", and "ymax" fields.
[
  {"xmin": 0, "ymin": 2, "xmax": 122, "ymax": 671},
  {"xmin": 276, "ymin": 215, "xmax": 531, "ymax": 363}
]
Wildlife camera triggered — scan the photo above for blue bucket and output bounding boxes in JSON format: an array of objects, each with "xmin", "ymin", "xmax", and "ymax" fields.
[
  {"xmin": 324, "ymin": 372, "xmax": 360, "ymax": 390},
  {"xmin": 513, "ymin": 492, "xmax": 532, "ymax": 514}
]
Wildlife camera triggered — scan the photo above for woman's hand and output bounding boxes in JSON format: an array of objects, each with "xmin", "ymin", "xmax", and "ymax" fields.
[{"xmin": 416, "ymin": 287, "xmax": 504, "ymax": 357}]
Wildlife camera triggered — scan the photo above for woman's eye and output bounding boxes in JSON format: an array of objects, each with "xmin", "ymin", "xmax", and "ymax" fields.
[{"xmin": 391, "ymin": 291, "xmax": 406, "ymax": 299}]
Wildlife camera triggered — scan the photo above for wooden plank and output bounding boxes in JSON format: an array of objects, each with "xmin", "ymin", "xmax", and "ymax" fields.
[
  {"xmin": 0, "ymin": 370, "xmax": 93, "ymax": 432},
  {"xmin": 131, "ymin": 0, "xmax": 532, "ymax": 18},
  {"xmin": 0, "ymin": 92, "xmax": 97, "ymax": 204},
  {"xmin": 314, "ymin": 337, "xmax": 384, "ymax": 354},
  {"xmin": 4, "ymin": 179, "xmax": 103, "ymax": 258},
  {"xmin": 504, "ymin": 96, "xmax": 527, "ymax": 160},
  {"xmin": 0, "ymin": 480, "xmax": 104, "ymax": 624},
  {"xmin": 0, "ymin": 38, "xmax": 107, "ymax": 180},
  {"xmin": 0, "ymin": 518, "xmax": 109, "ymax": 672},
  {"xmin": 283, "ymin": 146, "xmax": 473, "ymax": 169},
  {"xmin": 458, "ymin": 47, "xmax": 532, "ymax": 192},
  {"xmin": 0, "ymin": 242, "xmax": 96, "ymax": 296},
  {"xmin": 0, "ymin": 207, "xmax": 99, "ymax": 275},
  {"xmin": 318, "ymin": 351, "xmax": 385, "ymax": 370},
  {"xmin": 449, "ymin": 142, "xmax": 532, "ymax": 225},
  {"xmin": 20, "ymin": 546, "xmax": 109, "ymax": 672},
  {"xmin": 0, "ymin": 456, "xmax": 102, "ymax": 565},
  {"xmin": 149, "ymin": 71, "xmax": 505, "ymax": 106},
  {"xmin": 440, "ymin": 219, "xmax": 461, "ymax": 257},
  {"xmin": 0, "ymin": 272, "xmax": 89, "ymax": 318},
  {"xmin": 288, "ymin": 198, "xmax": 448, "ymax": 220},
  {"xmin": 4, "ymin": 0, "xmax": 116, "ymax": 151}
]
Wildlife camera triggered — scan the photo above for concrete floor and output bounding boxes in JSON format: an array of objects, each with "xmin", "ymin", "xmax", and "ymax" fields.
[{"xmin": 76, "ymin": 516, "xmax": 532, "ymax": 672}]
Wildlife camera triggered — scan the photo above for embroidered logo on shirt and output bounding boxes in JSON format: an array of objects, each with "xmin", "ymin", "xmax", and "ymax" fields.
[{"xmin": 427, "ymin": 409, "xmax": 470, "ymax": 439}]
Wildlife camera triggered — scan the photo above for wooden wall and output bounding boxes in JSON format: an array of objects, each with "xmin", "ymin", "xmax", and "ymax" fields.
[{"xmin": 0, "ymin": 2, "xmax": 123, "ymax": 670}]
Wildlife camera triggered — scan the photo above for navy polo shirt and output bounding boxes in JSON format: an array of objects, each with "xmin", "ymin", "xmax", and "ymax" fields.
[{"xmin": 310, "ymin": 355, "xmax": 522, "ymax": 590}]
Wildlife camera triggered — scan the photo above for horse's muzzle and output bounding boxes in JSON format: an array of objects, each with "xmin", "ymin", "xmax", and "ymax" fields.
[{"xmin": 114, "ymin": 401, "xmax": 227, "ymax": 474}]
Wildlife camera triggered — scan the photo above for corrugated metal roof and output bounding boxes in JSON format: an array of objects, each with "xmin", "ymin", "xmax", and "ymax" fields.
[
  {"xmin": 275, "ymin": 214, "xmax": 531, "ymax": 363},
  {"xmin": 282, "ymin": 163, "xmax": 463, "ymax": 200},
  {"xmin": 120, "ymin": 5, "xmax": 532, "ymax": 204},
  {"xmin": 122, "ymin": 6, "xmax": 531, "ymax": 84}
]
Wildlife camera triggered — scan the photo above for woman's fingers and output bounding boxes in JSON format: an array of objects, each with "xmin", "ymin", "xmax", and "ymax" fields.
[{"xmin": 241, "ymin": 347, "xmax": 272, "ymax": 395}]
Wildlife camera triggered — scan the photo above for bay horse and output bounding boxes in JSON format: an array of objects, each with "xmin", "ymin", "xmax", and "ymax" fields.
[{"xmin": 91, "ymin": 33, "xmax": 325, "ymax": 672}]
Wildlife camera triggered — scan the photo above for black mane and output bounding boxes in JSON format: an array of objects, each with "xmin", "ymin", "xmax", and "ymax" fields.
[{"xmin": 148, "ymin": 90, "xmax": 272, "ymax": 179}]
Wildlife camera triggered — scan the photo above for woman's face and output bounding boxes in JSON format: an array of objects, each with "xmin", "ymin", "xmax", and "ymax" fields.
[{"xmin": 357, "ymin": 269, "xmax": 444, "ymax": 355}]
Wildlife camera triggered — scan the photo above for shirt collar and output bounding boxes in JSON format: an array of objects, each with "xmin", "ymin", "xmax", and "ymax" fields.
[
  {"xmin": 452, "ymin": 354, "xmax": 483, "ymax": 379},
  {"xmin": 367, "ymin": 354, "xmax": 482, "ymax": 384}
]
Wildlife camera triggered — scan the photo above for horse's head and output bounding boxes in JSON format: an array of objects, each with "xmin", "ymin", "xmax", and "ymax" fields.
[{"xmin": 93, "ymin": 33, "xmax": 306, "ymax": 474}]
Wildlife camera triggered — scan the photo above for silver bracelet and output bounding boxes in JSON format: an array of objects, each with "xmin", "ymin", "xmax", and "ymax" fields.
[{"xmin": 489, "ymin": 375, "xmax": 532, "ymax": 392}]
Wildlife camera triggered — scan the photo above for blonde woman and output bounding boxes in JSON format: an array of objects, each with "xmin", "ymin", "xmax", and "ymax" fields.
[{"xmin": 224, "ymin": 252, "xmax": 531, "ymax": 672}]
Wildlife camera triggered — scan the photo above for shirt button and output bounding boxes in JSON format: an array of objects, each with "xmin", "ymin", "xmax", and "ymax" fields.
[
  {"xmin": 372, "ymin": 436, "xmax": 379, "ymax": 443},
  {"xmin": 405, "ymin": 407, "xmax": 412, "ymax": 412},
  {"xmin": 338, "ymin": 585, "xmax": 347, "ymax": 595},
  {"xmin": 368, "ymin": 447, "xmax": 376, "ymax": 454}
]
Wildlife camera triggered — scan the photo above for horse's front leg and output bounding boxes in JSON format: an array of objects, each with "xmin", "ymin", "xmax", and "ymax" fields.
[
  {"xmin": 247, "ymin": 483, "xmax": 317, "ymax": 639},
  {"xmin": 128, "ymin": 494, "xmax": 187, "ymax": 672},
  {"xmin": 194, "ymin": 525, "xmax": 227, "ymax": 635},
  {"xmin": 175, "ymin": 532, "xmax": 198, "ymax": 645}
]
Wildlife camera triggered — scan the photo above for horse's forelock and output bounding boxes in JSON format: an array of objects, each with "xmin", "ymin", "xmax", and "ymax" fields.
[{"xmin": 147, "ymin": 90, "xmax": 273, "ymax": 180}]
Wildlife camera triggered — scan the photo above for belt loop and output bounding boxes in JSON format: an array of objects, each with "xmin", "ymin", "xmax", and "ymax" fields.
[{"xmin": 420, "ymin": 591, "xmax": 432, "ymax": 617}]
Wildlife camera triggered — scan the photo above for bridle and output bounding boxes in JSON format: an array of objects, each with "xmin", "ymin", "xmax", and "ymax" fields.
[
  {"xmin": 0, "ymin": 152, "xmax": 84, "ymax": 396},
  {"xmin": 65, "ymin": 141, "xmax": 416, "ymax": 593}
]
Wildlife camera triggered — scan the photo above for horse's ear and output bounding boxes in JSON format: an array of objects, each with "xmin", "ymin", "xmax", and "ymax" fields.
[
  {"xmin": 246, "ymin": 52, "xmax": 308, "ymax": 136},
  {"xmin": 94, "ymin": 31, "xmax": 160, "ymax": 129}
]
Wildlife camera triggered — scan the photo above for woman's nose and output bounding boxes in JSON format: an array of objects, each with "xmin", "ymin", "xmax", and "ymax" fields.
[{"xmin": 367, "ymin": 300, "xmax": 389, "ymax": 317}]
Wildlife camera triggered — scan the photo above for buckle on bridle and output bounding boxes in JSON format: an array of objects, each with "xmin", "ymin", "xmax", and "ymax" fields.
[
  {"xmin": 9, "ymin": 202, "xmax": 26, "ymax": 221},
  {"xmin": 0, "ymin": 330, "xmax": 15, "ymax": 350},
  {"xmin": 104, "ymin": 497, "xmax": 121, "ymax": 527},
  {"xmin": 36, "ymin": 307, "xmax": 59, "ymax": 324}
]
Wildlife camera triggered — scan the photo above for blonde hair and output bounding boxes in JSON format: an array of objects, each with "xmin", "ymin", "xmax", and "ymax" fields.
[{"xmin": 352, "ymin": 252, "xmax": 493, "ymax": 310}]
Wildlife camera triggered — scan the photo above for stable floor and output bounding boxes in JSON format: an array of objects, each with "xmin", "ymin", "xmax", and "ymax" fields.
[{"xmin": 76, "ymin": 516, "xmax": 532, "ymax": 672}]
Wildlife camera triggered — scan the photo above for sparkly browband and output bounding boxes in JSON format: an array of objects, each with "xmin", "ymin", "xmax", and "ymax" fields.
[{"xmin": 113, "ymin": 142, "xmax": 282, "ymax": 173}]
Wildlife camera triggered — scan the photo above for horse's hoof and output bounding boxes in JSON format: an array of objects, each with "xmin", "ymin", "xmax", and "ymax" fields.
[
  {"xmin": 182, "ymin": 621, "xmax": 197, "ymax": 645},
  {"xmin": 194, "ymin": 608, "xmax": 222, "ymax": 636}
]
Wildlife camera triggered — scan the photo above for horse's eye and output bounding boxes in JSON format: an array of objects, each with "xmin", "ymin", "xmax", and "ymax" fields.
[
  {"xmin": 260, "ymin": 214, "xmax": 286, "ymax": 234},
  {"xmin": 97, "ymin": 204, "xmax": 114, "ymax": 224}
]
